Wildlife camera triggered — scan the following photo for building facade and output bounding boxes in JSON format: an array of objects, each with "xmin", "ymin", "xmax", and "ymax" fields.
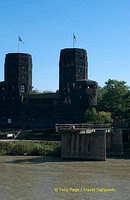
[{"xmin": 0, "ymin": 48, "xmax": 98, "ymax": 128}]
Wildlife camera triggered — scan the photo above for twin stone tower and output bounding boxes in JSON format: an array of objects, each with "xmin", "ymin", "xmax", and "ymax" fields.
[{"xmin": 0, "ymin": 48, "xmax": 98, "ymax": 128}]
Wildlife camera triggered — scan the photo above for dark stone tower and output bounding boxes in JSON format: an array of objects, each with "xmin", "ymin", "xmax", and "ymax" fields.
[
  {"xmin": 59, "ymin": 48, "xmax": 97, "ymax": 108},
  {"xmin": 59, "ymin": 48, "xmax": 88, "ymax": 93},
  {"xmin": 0, "ymin": 53, "xmax": 32, "ymax": 121},
  {"xmin": 0, "ymin": 47, "xmax": 98, "ymax": 127},
  {"xmin": 5, "ymin": 53, "xmax": 32, "ymax": 95}
]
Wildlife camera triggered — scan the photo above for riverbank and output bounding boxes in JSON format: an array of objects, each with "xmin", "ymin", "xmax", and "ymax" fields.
[
  {"xmin": 0, "ymin": 141, "xmax": 61, "ymax": 156},
  {"xmin": 0, "ymin": 140, "xmax": 129, "ymax": 158},
  {"xmin": 0, "ymin": 129, "xmax": 61, "ymax": 140}
]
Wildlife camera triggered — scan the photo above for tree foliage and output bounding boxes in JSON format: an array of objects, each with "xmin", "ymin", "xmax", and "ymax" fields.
[
  {"xmin": 31, "ymin": 89, "xmax": 40, "ymax": 94},
  {"xmin": 83, "ymin": 107, "xmax": 112, "ymax": 124},
  {"xmin": 31, "ymin": 89, "xmax": 55, "ymax": 94},
  {"xmin": 42, "ymin": 90, "xmax": 55, "ymax": 94},
  {"xmin": 97, "ymin": 86, "xmax": 106, "ymax": 104},
  {"xmin": 97, "ymin": 79, "xmax": 130, "ymax": 121}
]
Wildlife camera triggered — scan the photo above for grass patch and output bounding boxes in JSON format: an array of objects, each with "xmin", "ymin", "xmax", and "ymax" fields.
[{"xmin": 0, "ymin": 141, "xmax": 61, "ymax": 156}]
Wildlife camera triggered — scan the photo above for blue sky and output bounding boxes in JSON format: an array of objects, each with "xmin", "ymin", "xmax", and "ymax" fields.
[{"xmin": 0, "ymin": 0, "xmax": 130, "ymax": 91}]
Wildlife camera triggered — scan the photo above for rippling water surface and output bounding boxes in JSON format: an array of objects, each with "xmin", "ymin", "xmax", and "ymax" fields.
[{"xmin": 0, "ymin": 156, "xmax": 130, "ymax": 200}]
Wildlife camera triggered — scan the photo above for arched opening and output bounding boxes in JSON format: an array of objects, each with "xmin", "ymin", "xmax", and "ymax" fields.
[{"xmin": 20, "ymin": 84, "xmax": 25, "ymax": 93}]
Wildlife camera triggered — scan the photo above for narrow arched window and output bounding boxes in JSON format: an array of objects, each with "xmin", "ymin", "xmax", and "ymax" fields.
[{"xmin": 20, "ymin": 85, "xmax": 25, "ymax": 93}]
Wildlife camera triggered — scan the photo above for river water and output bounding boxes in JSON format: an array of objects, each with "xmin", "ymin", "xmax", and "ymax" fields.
[{"xmin": 0, "ymin": 156, "xmax": 129, "ymax": 200}]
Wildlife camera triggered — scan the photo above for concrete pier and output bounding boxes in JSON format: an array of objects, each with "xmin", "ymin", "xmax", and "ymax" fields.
[
  {"xmin": 60, "ymin": 128, "xmax": 106, "ymax": 161},
  {"xmin": 106, "ymin": 128, "xmax": 123, "ymax": 156},
  {"xmin": 56, "ymin": 123, "xmax": 123, "ymax": 161}
]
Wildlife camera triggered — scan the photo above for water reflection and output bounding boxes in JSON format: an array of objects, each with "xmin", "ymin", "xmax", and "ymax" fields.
[{"xmin": 0, "ymin": 156, "xmax": 130, "ymax": 200}]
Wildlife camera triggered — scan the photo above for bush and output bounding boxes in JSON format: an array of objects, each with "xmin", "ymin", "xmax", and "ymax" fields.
[
  {"xmin": 0, "ymin": 142, "xmax": 14, "ymax": 154},
  {"xmin": 0, "ymin": 141, "xmax": 61, "ymax": 156},
  {"xmin": 83, "ymin": 107, "xmax": 112, "ymax": 124}
]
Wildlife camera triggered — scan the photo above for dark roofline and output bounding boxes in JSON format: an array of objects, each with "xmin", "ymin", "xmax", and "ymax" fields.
[
  {"xmin": 6, "ymin": 53, "xmax": 31, "ymax": 57},
  {"xmin": 25, "ymin": 93, "xmax": 59, "ymax": 99},
  {"xmin": 60, "ymin": 48, "xmax": 86, "ymax": 52},
  {"xmin": 76, "ymin": 79, "xmax": 98, "ymax": 84}
]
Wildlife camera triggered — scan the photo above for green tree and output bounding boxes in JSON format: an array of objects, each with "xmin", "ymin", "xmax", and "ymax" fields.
[
  {"xmin": 42, "ymin": 90, "xmax": 54, "ymax": 94},
  {"xmin": 83, "ymin": 107, "xmax": 97, "ymax": 123},
  {"xmin": 97, "ymin": 79, "xmax": 130, "ymax": 121},
  {"xmin": 97, "ymin": 111, "xmax": 112, "ymax": 124},
  {"xmin": 97, "ymin": 86, "xmax": 106, "ymax": 104},
  {"xmin": 31, "ymin": 89, "xmax": 41, "ymax": 94},
  {"xmin": 31, "ymin": 89, "xmax": 55, "ymax": 94},
  {"xmin": 83, "ymin": 107, "xmax": 112, "ymax": 124}
]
